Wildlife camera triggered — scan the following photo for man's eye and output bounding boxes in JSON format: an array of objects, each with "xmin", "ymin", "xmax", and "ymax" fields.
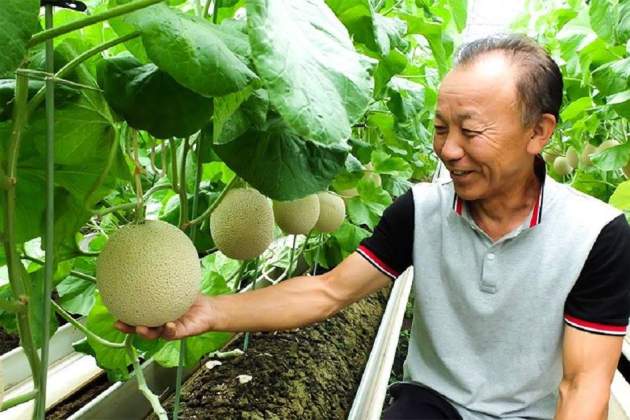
[
  {"xmin": 434, "ymin": 126, "xmax": 448, "ymax": 134},
  {"xmin": 462, "ymin": 129, "xmax": 481, "ymax": 136}
]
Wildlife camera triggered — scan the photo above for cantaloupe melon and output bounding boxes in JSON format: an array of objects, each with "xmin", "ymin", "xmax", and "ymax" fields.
[
  {"xmin": 314, "ymin": 192, "xmax": 345, "ymax": 233},
  {"xmin": 566, "ymin": 147, "xmax": 578, "ymax": 169},
  {"xmin": 273, "ymin": 194, "xmax": 320, "ymax": 235},
  {"xmin": 553, "ymin": 156, "xmax": 573, "ymax": 176},
  {"xmin": 96, "ymin": 220, "xmax": 201, "ymax": 327},
  {"xmin": 580, "ymin": 143, "xmax": 597, "ymax": 167},
  {"xmin": 210, "ymin": 188, "xmax": 274, "ymax": 260}
]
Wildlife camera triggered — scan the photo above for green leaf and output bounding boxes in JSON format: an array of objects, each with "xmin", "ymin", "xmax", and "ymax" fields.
[
  {"xmin": 373, "ymin": 49, "xmax": 408, "ymax": 98},
  {"xmin": 247, "ymin": 0, "xmax": 374, "ymax": 148},
  {"xmin": 591, "ymin": 142, "xmax": 630, "ymax": 171},
  {"xmin": 371, "ymin": 149, "xmax": 413, "ymax": 177},
  {"xmin": 610, "ymin": 181, "xmax": 630, "ymax": 211},
  {"xmin": 571, "ymin": 170, "xmax": 612, "ymax": 202},
  {"xmin": 592, "ymin": 58, "xmax": 630, "ymax": 96},
  {"xmin": 560, "ymin": 97, "xmax": 594, "ymax": 121},
  {"xmin": 589, "ymin": 0, "xmax": 616, "ymax": 43},
  {"xmin": 607, "ymin": 89, "xmax": 630, "ymax": 119},
  {"xmin": 28, "ymin": 269, "xmax": 59, "ymax": 349},
  {"xmin": 616, "ymin": 1, "xmax": 630, "ymax": 45},
  {"xmin": 152, "ymin": 331, "xmax": 232, "ymax": 368},
  {"xmin": 447, "ymin": 0, "xmax": 468, "ymax": 33},
  {"xmin": 57, "ymin": 276, "xmax": 97, "ymax": 316},
  {"xmin": 387, "ymin": 77, "xmax": 426, "ymax": 121},
  {"xmin": 326, "ymin": 0, "xmax": 407, "ymax": 56},
  {"xmin": 98, "ymin": 54, "xmax": 213, "ymax": 139},
  {"xmin": 0, "ymin": 0, "xmax": 39, "ymax": 75},
  {"xmin": 333, "ymin": 221, "xmax": 369, "ymax": 257},
  {"xmin": 85, "ymin": 293, "xmax": 132, "ymax": 375},
  {"xmin": 213, "ymin": 87, "xmax": 269, "ymax": 145},
  {"xmin": 214, "ymin": 118, "xmax": 348, "ymax": 200},
  {"xmin": 347, "ymin": 179, "xmax": 392, "ymax": 229},
  {"xmin": 121, "ymin": 3, "xmax": 257, "ymax": 97}
]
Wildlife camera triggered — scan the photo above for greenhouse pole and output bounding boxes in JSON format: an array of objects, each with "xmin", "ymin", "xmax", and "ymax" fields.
[{"xmin": 37, "ymin": 3, "xmax": 56, "ymax": 418}]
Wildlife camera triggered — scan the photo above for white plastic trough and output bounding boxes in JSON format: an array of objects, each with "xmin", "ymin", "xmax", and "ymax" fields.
[{"xmin": 0, "ymin": 319, "xmax": 102, "ymax": 420}]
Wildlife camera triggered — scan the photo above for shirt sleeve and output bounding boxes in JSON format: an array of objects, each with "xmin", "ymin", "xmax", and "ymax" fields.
[
  {"xmin": 564, "ymin": 214, "xmax": 630, "ymax": 336},
  {"xmin": 356, "ymin": 189, "xmax": 414, "ymax": 280}
]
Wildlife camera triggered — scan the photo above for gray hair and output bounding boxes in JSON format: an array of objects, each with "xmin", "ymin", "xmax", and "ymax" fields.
[{"xmin": 454, "ymin": 34, "xmax": 563, "ymax": 127}]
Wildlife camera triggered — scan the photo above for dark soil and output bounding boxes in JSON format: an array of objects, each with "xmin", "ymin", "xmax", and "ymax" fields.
[
  {"xmin": 0, "ymin": 327, "xmax": 20, "ymax": 354},
  {"xmin": 46, "ymin": 374, "xmax": 113, "ymax": 420},
  {"xmin": 148, "ymin": 289, "xmax": 390, "ymax": 420}
]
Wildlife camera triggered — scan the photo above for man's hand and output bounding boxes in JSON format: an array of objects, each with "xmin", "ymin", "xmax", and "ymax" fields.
[
  {"xmin": 114, "ymin": 294, "xmax": 215, "ymax": 340},
  {"xmin": 555, "ymin": 325, "xmax": 623, "ymax": 420}
]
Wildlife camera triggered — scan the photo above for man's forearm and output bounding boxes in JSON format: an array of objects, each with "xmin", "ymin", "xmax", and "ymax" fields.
[
  {"xmin": 555, "ymin": 377, "xmax": 610, "ymax": 420},
  {"xmin": 206, "ymin": 273, "xmax": 344, "ymax": 333}
]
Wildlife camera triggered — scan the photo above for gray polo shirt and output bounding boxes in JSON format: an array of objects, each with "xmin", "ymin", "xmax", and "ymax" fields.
[{"xmin": 357, "ymin": 162, "xmax": 630, "ymax": 419}]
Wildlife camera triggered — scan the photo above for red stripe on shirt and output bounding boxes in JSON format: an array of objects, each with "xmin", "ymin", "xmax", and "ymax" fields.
[
  {"xmin": 564, "ymin": 314, "xmax": 627, "ymax": 334},
  {"xmin": 455, "ymin": 196, "xmax": 463, "ymax": 215},
  {"xmin": 357, "ymin": 245, "xmax": 400, "ymax": 278},
  {"xmin": 529, "ymin": 187, "xmax": 542, "ymax": 228}
]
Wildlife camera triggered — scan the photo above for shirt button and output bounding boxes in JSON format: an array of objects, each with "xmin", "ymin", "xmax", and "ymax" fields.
[{"xmin": 487, "ymin": 253, "xmax": 496, "ymax": 261}]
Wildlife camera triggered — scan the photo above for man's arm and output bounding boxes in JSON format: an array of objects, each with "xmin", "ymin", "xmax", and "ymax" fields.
[
  {"xmin": 117, "ymin": 252, "xmax": 393, "ymax": 340},
  {"xmin": 555, "ymin": 325, "xmax": 623, "ymax": 420}
]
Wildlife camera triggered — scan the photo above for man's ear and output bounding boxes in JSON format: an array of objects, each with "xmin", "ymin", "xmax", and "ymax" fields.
[{"xmin": 526, "ymin": 113, "xmax": 557, "ymax": 155}]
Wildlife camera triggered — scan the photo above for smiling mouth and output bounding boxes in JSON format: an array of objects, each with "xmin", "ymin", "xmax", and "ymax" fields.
[{"xmin": 450, "ymin": 170, "xmax": 473, "ymax": 176}]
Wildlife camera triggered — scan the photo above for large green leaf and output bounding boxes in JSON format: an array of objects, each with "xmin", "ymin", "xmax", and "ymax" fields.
[
  {"xmin": 0, "ymin": 0, "xmax": 39, "ymax": 75},
  {"xmin": 616, "ymin": 1, "xmax": 630, "ymax": 45},
  {"xmin": 447, "ymin": 0, "xmax": 468, "ymax": 33},
  {"xmin": 98, "ymin": 54, "xmax": 213, "ymax": 138},
  {"xmin": 591, "ymin": 142, "xmax": 630, "ymax": 171},
  {"xmin": 589, "ymin": 0, "xmax": 616, "ymax": 43},
  {"xmin": 373, "ymin": 48, "xmax": 408, "ymax": 97},
  {"xmin": 214, "ymin": 118, "xmax": 348, "ymax": 200},
  {"xmin": 610, "ymin": 180, "xmax": 630, "ymax": 212},
  {"xmin": 247, "ymin": 0, "xmax": 374, "ymax": 148},
  {"xmin": 608, "ymin": 89, "xmax": 630, "ymax": 119},
  {"xmin": 592, "ymin": 58, "xmax": 630, "ymax": 96},
  {"xmin": 213, "ymin": 87, "xmax": 269, "ymax": 145},
  {"xmin": 325, "ymin": 0, "xmax": 407, "ymax": 56},
  {"xmin": 120, "ymin": 3, "xmax": 257, "ymax": 97},
  {"xmin": 84, "ymin": 294, "xmax": 132, "ymax": 377}
]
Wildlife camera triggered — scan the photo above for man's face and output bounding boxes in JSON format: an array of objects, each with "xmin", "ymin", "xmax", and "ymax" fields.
[{"xmin": 433, "ymin": 52, "xmax": 536, "ymax": 201}]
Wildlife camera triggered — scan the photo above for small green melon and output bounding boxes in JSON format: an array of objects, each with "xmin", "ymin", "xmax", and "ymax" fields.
[
  {"xmin": 210, "ymin": 188, "xmax": 274, "ymax": 260},
  {"xmin": 314, "ymin": 192, "xmax": 346, "ymax": 233},
  {"xmin": 273, "ymin": 194, "xmax": 320, "ymax": 235}
]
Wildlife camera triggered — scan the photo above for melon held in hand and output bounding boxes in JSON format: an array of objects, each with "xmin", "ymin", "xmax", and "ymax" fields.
[{"xmin": 96, "ymin": 220, "xmax": 201, "ymax": 327}]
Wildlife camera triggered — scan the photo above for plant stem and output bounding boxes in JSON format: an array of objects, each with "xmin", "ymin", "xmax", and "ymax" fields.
[
  {"xmin": 131, "ymin": 129, "xmax": 145, "ymax": 224},
  {"xmin": 172, "ymin": 338, "xmax": 187, "ymax": 420},
  {"xmin": 178, "ymin": 137, "xmax": 190, "ymax": 228},
  {"xmin": 183, "ymin": 175, "xmax": 237, "ymax": 230},
  {"xmin": 311, "ymin": 233, "xmax": 324, "ymax": 275},
  {"xmin": 286, "ymin": 235, "xmax": 297, "ymax": 279},
  {"xmin": 28, "ymin": 0, "xmax": 163, "ymax": 47},
  {"xmin": 0, "ymin": 297, "xmax": 25, "ymax": 313},
  {"xmin": 125, "ymin": 335, "xmax": 168, "ymax": 420},
  {"xmin": 27, "ymin": 31, "xmax": 141, "ymax": 116},
  {"xmin": 243, "ymin": 256, "xmax": 260, "ymax": 352},
  {"xmin": 51, "ymin": 300, "xmax": 126, "ymax": 348},
  {"xmin": 0, "ymin": 390, "xmax": 37, "ymax": 412},
  {"xmin": 169, "ymin": 138, "xmax": 179, "ymax": 194},
  {"xmin": 38, "ymin": 7, "xmax": 56, "ymax": 416},
  {"xmin": 233, "ymin": 261, "xmax": 247, "ymax": 292},
  {"xmin": 22, "ymin": 255, "xmax": 96, "ymax": 282},
  {"xmin": 190, "ymin": 133, "xmax": 206, "ymax": 243},
  {"xmin": 2, "ymin": 73, "xmax": 43, "ymax": 410},
  {"xmin": 94, "ymin": 184, "xmax": 170, "ymax": 217}
]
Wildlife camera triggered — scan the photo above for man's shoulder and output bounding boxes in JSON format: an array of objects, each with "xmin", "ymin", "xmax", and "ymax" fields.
[{"xmin": 409, "ymin": 180, "xmax": 455, "ymax": 215}]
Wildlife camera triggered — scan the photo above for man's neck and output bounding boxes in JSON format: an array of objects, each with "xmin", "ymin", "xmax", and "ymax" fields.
[{"xmin": 468, "ymin": 171, "xmax": 541, "ymax": 242}]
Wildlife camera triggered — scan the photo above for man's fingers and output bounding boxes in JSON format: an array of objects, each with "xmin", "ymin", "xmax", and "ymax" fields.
[
  {"xmin": 162, "ymin": 322, "xmax": 180, "ymax": 341},
  {"xmin": 135, "ymin": 325, "xmax": 163, "ymax": 340},
  {"xmin": 114, "ymin": 321, "xmax": 135, "ymax": 334}
]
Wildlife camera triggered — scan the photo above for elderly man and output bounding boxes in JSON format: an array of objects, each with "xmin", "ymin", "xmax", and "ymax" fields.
[{"xmin": 117, "ymin": 35, "xmax": 630, "ymax": 419}]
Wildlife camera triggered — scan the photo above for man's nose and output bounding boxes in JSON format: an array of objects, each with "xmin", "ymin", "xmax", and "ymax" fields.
[{"xmin": 438, "ymin": 131, "xmax": 465, "ymax": 162}]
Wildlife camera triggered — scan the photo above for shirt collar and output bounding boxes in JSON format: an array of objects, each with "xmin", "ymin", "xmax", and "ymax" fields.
[{"xmin": 452, "ymin": 155, "xmax": 547, "ymax": 228}]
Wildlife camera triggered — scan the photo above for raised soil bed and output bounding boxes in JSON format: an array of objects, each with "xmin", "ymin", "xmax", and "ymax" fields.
[{"xmin": 148, "ymin": 288, "xmax": 390, "ymax": 419}]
